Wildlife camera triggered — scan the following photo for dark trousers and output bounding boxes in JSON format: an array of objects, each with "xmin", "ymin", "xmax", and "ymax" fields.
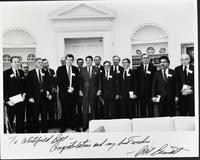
[
  {"xmin": 113, "ymin": 99, "xmax": 122, "ymax": 118},
  {"xmin": 121, "ymin": 98, "xmax": 136, "ymax": 119},
  {"xmin": 82, "ymin": 96, "xmax": 97, "ymax": 129},
  {"xmin": 103, "ymin": 96, "xmax": 116, "ymax": 119},
  {"xmin": 6, "ymin": 102, "xmax": 25, "ymax": 133},
  {"xmin": 31, "ymin": 93, "xmax": 48, "ymax": 133},
  {"xmin": 139, "ymin": 94, "xmax": 154, "ymax": 117},
  {"xmin": 25, "ymin": 100, "xmax": 32, "ymax": 133},
  {"xmin": 60, "ymin": 93, "xmax": 78, "ymax": 130},
  {"xmin": 76, "ymin": 96, "xmax": 83, "ymax": 126},
  {"xmin": 179, "ymin": 94, "xmax": 194, "ymax": 116},
  {"xmin": 158, "ymin": 95, "xmax": 175, "ymax": 117},
  {"xmin": 46, "ymin": 98, "xmax": 56, "ymax": 128}
]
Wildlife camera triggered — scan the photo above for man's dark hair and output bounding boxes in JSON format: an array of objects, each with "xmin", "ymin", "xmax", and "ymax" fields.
[
  {"xmin": 113, "ymin": 55, "xmax": 121, "ymax": 61},
  {"xmin": 35, "ymin": 58, "xmax": 42, "ymax": 62},
  {"xmin": 159, "ymin": 56, "xmax": 170, "ymax": 63},
  {"xmin": 10, "ymin": 56, "xmax": 20, "ymax": 63},
  {"xmin": 85, "ymin": 55, "xmax": 93, "ymax": 61},
  {"xmin": 77, "ymin": 58, "xmax": 84, "ymax": 63},
  {"xmin": 65, "ymin": 54, "xmax": 74, "ymax": 60},
  {"xmin": 122, "ymin": 58, "xmax": 131, "ymax": 64},
  {"xmin": 103, "ymin": 61, "xmax": 111, "ymax": 65},
  {"xmin": 94, "ymin": 56, "xmax": 101, "ymax": 60},
  {"xmin": 42, "ymin": 58, "xmax": 48, "ymax": 61}
]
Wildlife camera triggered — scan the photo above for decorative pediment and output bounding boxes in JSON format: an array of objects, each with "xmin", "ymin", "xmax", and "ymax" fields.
[
  {"xmin": 131, "ymin": 23, "xmax": 168, "ymax": 43},
  {"xmin": 49, "ymin": 3, "xmax": 116, "ymax": 21}
]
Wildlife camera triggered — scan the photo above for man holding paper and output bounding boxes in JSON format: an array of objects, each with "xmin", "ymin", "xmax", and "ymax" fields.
[
  {"xmin": 152, "ymin": 56, "xmax": 176, "ymax": 116},
  {"xmin": 175, "ymin": 54, "xmax": 194, "ymax": 116},
  {"xmin": 3, "ymin": 56, "xmax": 26, "ymax": 133},
  {"xmin": 56, "ymin": 54, "xmax": 81, "ymax": 133},
  {"xmin": 119, "ymin": 58, "xmax": 138, "ymax": 119},
  {"xmin": 136, "ymin": 53, "xmax": 157, "ymax": 117}
]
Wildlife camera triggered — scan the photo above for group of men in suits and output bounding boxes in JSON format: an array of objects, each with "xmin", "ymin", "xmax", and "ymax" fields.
[{"xmin": 3, "ymin": 53, "xmax": 194, "ymax": 133}]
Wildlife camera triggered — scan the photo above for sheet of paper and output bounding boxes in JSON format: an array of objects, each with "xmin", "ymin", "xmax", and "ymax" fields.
[{"xmin": 9, "ymin": 94, "xmax": 24, "ymax": 105}]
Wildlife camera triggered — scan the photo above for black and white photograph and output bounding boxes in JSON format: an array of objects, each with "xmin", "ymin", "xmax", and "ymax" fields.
[{"xmin": 0, "ymin": 0, "xmax": 199, "ymax": 159}]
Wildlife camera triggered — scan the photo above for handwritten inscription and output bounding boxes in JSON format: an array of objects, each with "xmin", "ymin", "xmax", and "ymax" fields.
[{"xmin": 7, "ymin": 134, "xmax": 190, "ymax": 157}]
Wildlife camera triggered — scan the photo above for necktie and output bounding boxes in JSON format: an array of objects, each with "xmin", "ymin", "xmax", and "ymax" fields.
[
  {"xmin": 123, "ymin": 70, "xmax": 126, "ymax": 79},
  {"xmin": 184, "ymin": 66, "xmax": 187, "ymax": 78},
  {"xmin": 144, "ymin": 65, "xmax": 147, "ymax": 77},
  {"xmin": 163, "ymin": 69, "xmax": 167, "ymax": 82},
  {"xmin": 15, "ymin": 70, "xmax": 20, "ymax": 79},
  {"xmin": 88, "ymin": 67, "xmax": 91, "ymax": 77},
  {"xmin": 114, "ymin": 66, "xmax": 116, "ymax": 72},
  {"xmin": 38, "ymin": 70, "xmax": 42, "ymax": 84}
]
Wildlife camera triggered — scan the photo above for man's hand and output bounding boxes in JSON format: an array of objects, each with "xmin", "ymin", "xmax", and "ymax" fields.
[
  {"xmin": 175, "ymin": 97, "xmax": 179, "ymax": 103},
  {"xmin": 79, "ymin": 90, "xmax": 83, "ymax": 96},
  {"xmin": 7, "ymin": 101, "xmax": 15, "ymax": 106},
  {"xmin": 48, "ymin": 95, "xmax": 52, "ymax": 100},
  {"xmin": 68, "ymin": 87, "xmax": 74, "ymax": 93},
  {"xmin": 29, "ymin": 98, "xmax": 35, "ymax": 103},
  {"xmin": 115, "ymin": 94, "xmax": 120, "ymax": 100},
  {"xmin": 130, "ymin": 94, "xmax": 137, "ymax": 99},
  {"xmin": 152, "ymin": 97, "xmax": 157, "ymax": 103},
  {"xmin": 22, "ymin": 93, "xmax": 26, "ymax": 101},
  {"xmin": 96, "ymin": 90, "xmax": 101, "ymax": 96}
]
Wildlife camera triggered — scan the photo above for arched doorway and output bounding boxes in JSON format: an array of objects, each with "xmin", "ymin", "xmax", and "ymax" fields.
[{"xmin": 3, "ymin": 28, "xmax": 36, "ymax": 71}]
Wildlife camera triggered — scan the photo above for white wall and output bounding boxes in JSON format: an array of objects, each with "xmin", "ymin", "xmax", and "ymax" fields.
[{"xmin": 2, "ymin": 0, "xmax": 195, "ymax": 70}]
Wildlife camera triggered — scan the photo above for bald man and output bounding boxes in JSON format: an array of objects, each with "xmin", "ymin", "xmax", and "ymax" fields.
[{"xmin": 175, "ymin": 54, "xmax": 194, "ymax": 116}]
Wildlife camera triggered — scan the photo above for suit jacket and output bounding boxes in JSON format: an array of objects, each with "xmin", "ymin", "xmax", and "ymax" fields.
[
  {"xmin": 56, "ymin": 65, "xmax": 79, "ymax": 97},
  {"xmin": 136, "ymin": 63, "xmax": 157, "ymax": 98},
  {"xmin": 26, "ymin": 69, "xmax": 50, "ymax": 101},
  {"xmin": 175, "ymin": 64, "xmax": 194, "ymax": 97},
  {"xmin": 152, "ymin": 69, "xmax": 176, "ymax": 101},
  {"xmin": 80, "ymin": 66, "xmax": 101, "ymax": 97},
  {"xmin": 42, "ymin": 68, "xmax": 57, "ymax": 91},
  {"xmin": 119, "ymin": 68, "xmax": 138, "ymax": 99},
  {"xmin": 3, "ymin": 68, "xmax": 25, "ymax": 102},
  {"xmin": 101, "ymin": 69, "xmax": 119, "ymax": 99},
  {"xmin": 111, "ymin": 65, "xmax": 124, "ymax": 75}
]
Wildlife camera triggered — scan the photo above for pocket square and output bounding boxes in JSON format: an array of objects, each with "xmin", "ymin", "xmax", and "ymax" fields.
[
  {"xmin": 10, "ymin": 74, "xmax": 15, "ymax": 78},
  {"xmin": 146, "ymin": 71, "xmax": 151, "ymax": 74}
]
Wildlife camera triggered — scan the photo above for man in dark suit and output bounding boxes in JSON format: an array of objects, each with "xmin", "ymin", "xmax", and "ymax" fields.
[
  {"xmin": 76, "ymin": 58, "xmax": 84, "ymax": 126},
  {"xmin": 4, "ymin": 56, "xmax": 26, "ymax": 133},
  {"xmin": 152, "ymin": 56, "xmax": 176, "ymax": 117},
  {"xmin": 175, "ymin": 54, "xmax": 194, "ymax": 116},
  {"xmin": 136, "ymin": 53, "xmax": 157, "ymax": 117},
  {"xmin": 26, "ymin": 58, "xmax": 50, "ymax": 133},
  {"xmin": 119, "ymin": 58, "xmax": 138, "ymax": 119},
  {"xmin": 79, "ymin": 56, "xmax": 102, "ymax": 131},
  {"xmin": 101, "ymin": 61, "xmax": 120, "ymax": 119},
  {"xmin": 21, "ymin": 62, "xmax": 31, "ymax": 132},
  {"xmin": 42, "ymin": 59, "xmax": 57, "ymax": 129},
  {"xmin": 57, "ymin": 54, "xmax": 81, "ymax": 133},
  {"xmin": 110, "ymin": 55, "xmax": 124, "ymax": 118},
  {"xmin": 94, "ymin": 56, "xmax": 104, "ymax": 119}
]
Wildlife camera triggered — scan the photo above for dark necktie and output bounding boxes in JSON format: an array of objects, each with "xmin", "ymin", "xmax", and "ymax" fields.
[
  {"xmin": 38, "ymin": 70, "xmax": 42, "ymax": 84},
  {"xmin": 88, "ymin": 67, "xmax": 91, "ymax": 77},
  {"xmin": 15, "ymin": 70, "xmax": 20, "ymax": 79},
  {"xmin": 144, "ymin": 65, "xmax": 147, "ymax": 77},
  {"xmin": 184, "ymin": 66, "xmax": 187, "ymax": 79},
  {"xmin": 163, "ymin": 69, "xmax": 167, "ymax": 82}
]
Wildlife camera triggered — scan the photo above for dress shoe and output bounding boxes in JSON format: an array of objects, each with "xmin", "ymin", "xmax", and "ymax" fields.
[
  {"xmin": 71, "ymin": 127, "xmax": 81, "ymax": 132},
  {"xmin": 59, "ymin": 128, "xmax": 66, "ymax": 133},
  {"xmin": 82, "ymin": 128, "xmax": 88, "ymax": 132}
]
